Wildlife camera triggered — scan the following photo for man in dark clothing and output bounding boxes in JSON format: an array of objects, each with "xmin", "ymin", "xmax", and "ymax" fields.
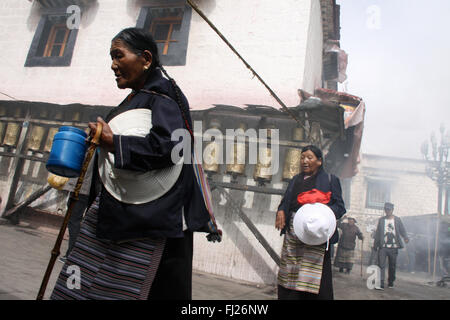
[{"xmin": 373, "ymin": 202, "xmax": 409, "ymax": 290}]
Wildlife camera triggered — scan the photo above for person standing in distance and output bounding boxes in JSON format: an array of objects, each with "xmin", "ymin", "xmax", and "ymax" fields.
[{"xmin": 373, "ymin": 202, "xmax": 409, "ymax": 289}]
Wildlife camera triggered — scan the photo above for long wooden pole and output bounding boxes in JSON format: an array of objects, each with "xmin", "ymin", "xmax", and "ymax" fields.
[
  {"xmin": 36, "ymin": 123, "xmax": 102, "ymax": 300},
  {"xmin": 216, "ymin": 186, "xmax": 281, "ymax": 266},
  {"xmin": 3, "ymin": 185, "xmax": 52, "ymax": 218}
]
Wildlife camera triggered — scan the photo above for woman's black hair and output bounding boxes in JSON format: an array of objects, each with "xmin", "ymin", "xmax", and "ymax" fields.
[
  {"xmin": 301, "ymin": 145, "xmax": 323, "ymax": 160},
  {"xmin": 112, "ymin": 27, "xmax": 160, "ymax": 73},
  {"xmin": 112, "ymin": 28, "xmax": 191, "ymax": 136}
]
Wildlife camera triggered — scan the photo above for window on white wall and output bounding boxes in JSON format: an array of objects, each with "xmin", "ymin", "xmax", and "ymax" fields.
[
  {"xmin": 136, "ymin": 1, "xmax": 192, "ymax": 66},
  {"xmin": 25, "ymin": 12, "xmax": 79, "ymax": 67},
  {"xmin": 366, "ymin": 179, "xmax": 391, "ymax": 210}
]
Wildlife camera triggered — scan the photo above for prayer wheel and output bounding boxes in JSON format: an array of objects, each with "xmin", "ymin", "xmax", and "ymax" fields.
[
  {"xmin": 3, "ymin": 122, "xmax": 21, "ymax": 147},
  {"xmin": 293, "ymin": 127, "xmax": 305, "ymax": 141},
  {"xmin": 38, "ymin": 107, "xmax": 49, "ymax": 119},
  {"xmin": 226, "ymin": 123, "xmax": 247, "ymax": 177},
  {"xmin": 0, "ymin": 106, "xmax": 6, "ymax": 117},
  {"xmin": 72, "ymin": 111, "xmax": 81, "ymax": 122},
  {"xmin": 253, "ymin": 126, "xmax": 275, "ymax": 184},
  {"xmin": 44, "ymin": 127, "xmax": 59, "ymax": 152},
  {"xmin": 54, "ymin": 109, "xmax": 64, "ymax": 120},
  {"xmin": 27, "ymin": 125, "xmax": 45, "ymax": 151},
  {"xmin": 203, "ymin": 120, "xmax": 221, "ymax": 174},
  {"xmin": 14, "ymin": 108, "xmax": 22, "ymax": 118},
  {"xmin": 282, "ymin": 127, "xmax": 305, "ymax": 181}
]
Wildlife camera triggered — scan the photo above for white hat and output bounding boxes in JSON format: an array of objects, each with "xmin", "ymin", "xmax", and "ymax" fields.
[
  {"xmin": 293, "ymin": 203, "xmax": 336, "ymax": 249},
  {"xmin": 98, "ymin": 108, "xmax": 183, "ymax": 204}
]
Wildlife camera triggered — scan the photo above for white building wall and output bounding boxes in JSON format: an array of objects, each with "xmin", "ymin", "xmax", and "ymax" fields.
[
  {"xmin": 1, "ymin": 0, "xmax": 321, "ymax": 111},
  {"xmin": 302, "ymin": 0, "xmax": 323, "ymax": 93}
]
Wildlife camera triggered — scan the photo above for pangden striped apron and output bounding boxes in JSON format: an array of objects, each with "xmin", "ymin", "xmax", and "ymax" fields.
[
  {"xmin": 277, "ymin": 213, "xmax": 326, "ymax": 295},
  {"xmin": 51, "ymin": 196, "xmax": 165, "ymax": 300}
]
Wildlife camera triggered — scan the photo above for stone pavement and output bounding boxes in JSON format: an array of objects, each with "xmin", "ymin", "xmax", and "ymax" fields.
[{"xmin": 0, "ymin": 219, "xmax": 449, "ymax": 300}]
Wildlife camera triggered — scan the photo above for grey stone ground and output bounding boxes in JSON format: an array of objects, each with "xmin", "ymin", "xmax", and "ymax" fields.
[{"xmin": 0, "ymin": 218, "xmax": 449, "ymax": 300}]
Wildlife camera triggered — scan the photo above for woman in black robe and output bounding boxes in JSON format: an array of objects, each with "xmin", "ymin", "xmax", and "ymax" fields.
[
  {"xmin": 275, "ymin": 145, "xmax": 346, "ymax": 300},
  {"xmin": 50, "ymin": 28, "xmax": 219, "ymax": 300}
]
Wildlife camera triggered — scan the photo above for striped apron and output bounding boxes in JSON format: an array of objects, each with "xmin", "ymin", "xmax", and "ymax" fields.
[
  {"xmin": 277, "ymin": 213, "xmax": 326, "ymax": 295},
  {"xmin": 51, "ymin": 196, "xmax": 165, "ymax": 300}
]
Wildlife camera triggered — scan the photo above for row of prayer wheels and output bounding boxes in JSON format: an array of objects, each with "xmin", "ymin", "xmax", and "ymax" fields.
[
  {"xmin": 0, "ymin": 122, "xmax": 83, "ymax": 152},
  {"xmin": 202, "ymin": 121, "xmax": 323, "ymax": 183},
  {"xmin": 0, "ymin": 106, "xmax": 83, "ymax": 151},
  {"xmin": 0, "ymin": 106, "xmax": 82, "ymax": 122}
]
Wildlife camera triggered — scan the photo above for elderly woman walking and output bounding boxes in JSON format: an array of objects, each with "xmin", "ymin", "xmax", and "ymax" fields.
[
  {"xmin": 334, "ymin": 217, "xmax": 364, "ymax": 274},
  {"xmin": 275, "ymin": 145, "xmax": 346, "ymax": 300},
  {"xmin": 50, "ymin": 28, "xmax": 220, "ymax": 300}
]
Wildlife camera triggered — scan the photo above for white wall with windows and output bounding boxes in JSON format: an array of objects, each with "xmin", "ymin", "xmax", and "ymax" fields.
[{"xmin": 0, "ymin": 0, "xmax": 323, "ymax": 111}]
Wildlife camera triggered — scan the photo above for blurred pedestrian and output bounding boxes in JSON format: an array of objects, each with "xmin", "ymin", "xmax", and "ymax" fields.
[
  {"xmin": 334, "ymin": 217, "xmax": 363, "ymax": 274},
  {"xmin": 373, "ymin": 202, "xmax": 409, "ymax": 289}
]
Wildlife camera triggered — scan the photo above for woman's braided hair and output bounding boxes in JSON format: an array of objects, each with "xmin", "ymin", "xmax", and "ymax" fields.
[{"xmin": 159, "ymin": 65, "xmax": 194, "ymax": 139}]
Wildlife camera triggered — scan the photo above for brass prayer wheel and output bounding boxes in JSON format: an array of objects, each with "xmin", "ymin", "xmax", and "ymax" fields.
[
  {"xmin": 226, "ymin": 123, "xmax": 247, "ymax": 176},
  {"xmin": 282, "ymin": 149, "xmax": 302, "ymax": 181},
  {"xmin": 3, "ymin": 122, "xmax": 21, "ymax": 146},
  {"xmin": 253, "ymin": 127, "xmax": 275, "ymax": 183},
  {"xmin": 203, "ymin": 120, "xmax": 221, "ymax": 174},
  {"xmin": 203, "ymin": 142, "xmax": 220, "ymax": 173},
  {"xmin": 44, "ymin": 127, "xmax": 59, "ymax": 152},
  {"xmin": 39, "ymin": 108, "xmax": 49, "ymax": 119},
  {"xmin": 254, "ymin": 147, "xmax": 273, "ymax": 183},
  {"xmin": 293, "ymin": 127, "xmax": 305, "ymax": 141},
  {"xmin": 282, "ymin": 127, "xmax": 305, "ymax": 181},
  {"xmin": 13, "ymin": 108, "xmax": 22, "ymax": 118},
  {"xmin": 27, "ymin": 125, "xmax": 45, "ymax": 151},
  {"xmin": 72, "ymin": 111, "xmax": 81, "ymax": 122},
  {"xmin": 54, "ymin": 109, "xmax": 64, "ymax": 120}
]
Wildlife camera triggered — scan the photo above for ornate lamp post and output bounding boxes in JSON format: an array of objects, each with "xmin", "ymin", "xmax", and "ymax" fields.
[{"xmin": 420, "ymin": 123, "xmax": 450, "ymax": 282}]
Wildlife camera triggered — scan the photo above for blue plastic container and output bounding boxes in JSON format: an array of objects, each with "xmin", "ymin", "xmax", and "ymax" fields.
[{"xmin": 46, "ymin": 126, "xmax": 88, "ymax": 177}]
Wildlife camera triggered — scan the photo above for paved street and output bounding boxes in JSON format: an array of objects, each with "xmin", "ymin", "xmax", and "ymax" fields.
[{"xmin": 0, "ymin": 219, "xmax": 448, "ymax": 300}]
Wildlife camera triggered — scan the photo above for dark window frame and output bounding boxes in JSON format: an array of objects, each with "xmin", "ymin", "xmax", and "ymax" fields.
[
  {"xmin": 25, "ymin": 8, "xmax": 79, "ymax": 67},
  {"xmin": 136, "ymin": 1, "xmax": 192, "ymax": 66}
]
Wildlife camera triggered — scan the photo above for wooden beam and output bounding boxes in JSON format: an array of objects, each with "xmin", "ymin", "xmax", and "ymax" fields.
[
  {"xmin": 3, "ymin": 185, "xmax": 52, "ymax": 217},
  {"xmin": 216, "ymin": 186, "xmax": 281, "ymax": 266}
]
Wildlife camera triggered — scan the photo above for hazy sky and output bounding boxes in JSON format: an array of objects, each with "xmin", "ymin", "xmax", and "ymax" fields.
[{"xmin": 337, "ymin": 0, "xmax": 450, "ymax": 159}]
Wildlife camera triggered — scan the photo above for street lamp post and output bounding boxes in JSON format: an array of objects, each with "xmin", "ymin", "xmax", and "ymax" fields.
[{"xmin": 420, "ymin": 123, "xmax": 450, "ymax": 283}]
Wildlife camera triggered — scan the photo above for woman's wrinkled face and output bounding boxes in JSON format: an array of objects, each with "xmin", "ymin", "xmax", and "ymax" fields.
[
  {"xmin": 110, "ymin": 39, "xmax": 150, "ymax": 90},
  {"xmin": 300, "ymin": 150, "xmax": 322, "ymax": 175}
]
